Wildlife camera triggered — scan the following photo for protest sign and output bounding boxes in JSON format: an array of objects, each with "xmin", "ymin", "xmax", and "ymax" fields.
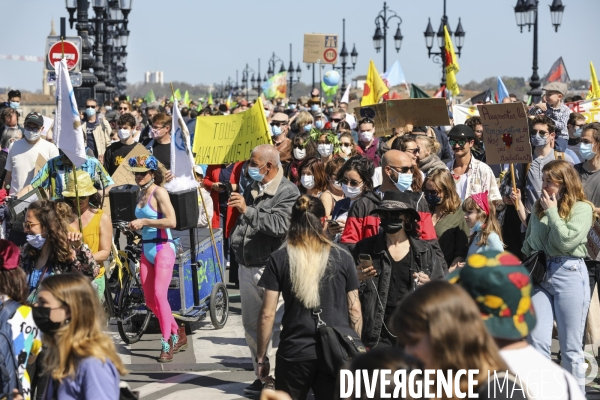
[
  {"xmin": 452, "ymin": 104, "xmax": 480, "ymax": 125},
  {"xmin": 476, "ymin": 103, "xmax": 532, "ymax": 165},
  {"xmin": 587, "ymin": 220, "xmax": 600, "ymax": 260},
  {"xmin": 34, "ymin": 155, "xmax": 47, "ymax": 176},
  {"xmin": 566, "ymin": 98, "xmax": 600, "ymax": 123},
  {"xmin": 354, "ymin": 103, "xmax": 392, "ymax": 137},
  {"xmin": 386, "ymin": 98, "xmax": 450, "ymax": 128},
  {"xmin": 193, "ymin": 98, "xmax": 272, "ymax": 165},
  {"xmin": 303, "ymin": 34, "xmax": 338, "ymax": 64}
]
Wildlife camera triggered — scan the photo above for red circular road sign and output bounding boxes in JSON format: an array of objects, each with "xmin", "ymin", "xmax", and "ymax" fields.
[
  {"xmin": 48, "ymin": 41, "xmax": 80, "ymax": 71},
  {"xmin": 323, "ymin": 48, "xmax": 337, "ymax": 63}
]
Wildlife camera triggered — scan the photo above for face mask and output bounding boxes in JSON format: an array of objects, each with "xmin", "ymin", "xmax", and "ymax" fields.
[
  {"xmin": 317, "ymin": 143, "xmax": 333, "ymax": 157},
  {"xmin": 300, "ymin": 175, "xmax": 315, "ymax": 189},
  {"xmin": 574, "ymin": 127, "xmax": 583, "ymax": 138},
  {"xmin": 580, "ymin": 142, "xmax": 596, "ymax": 161},
  {"xmin": 265, "ymin": 110, "xmax": 271, "ymax": 118},
  {"xmin": 26, "ymin": 233, "xmax": 46, "ymax": 249},
  {"xmin": 118, "ymin": 128, "xmax": 131, "ymax": 140},
  {"xmin": 331, "ymin": 122, "xmax": 338, "ymax": 130},
  {"xmin": 425, "ymin": 193, "xmax": 442, "ymax": 207},
  {"xmin": 530, "ymin": 134, "xmax": 547, "ymax": 148},
  {"xmin": 32, "ymin": 306, "xmax": 64, "ymax": 335},
  {"xmin": 303, "ymin": 124, "xmax": 313, "ymax": 132},
  {"xmin": 105, "ymin": 106, "xmax": 112, "ymax": 111},
  {"xmin": 470, "ymin": 220, "xmax": 483, "ymax": 234},
  {"xmin": 248, "ymin": 165, "xmax": 266, "ymax": 182},
  {"xmin": 293, "ymin": 147, "xmax": 306, "ymax": 160},
  {"xmin": 289, "ymin": 104, "xmax": 296, "ymax": 110},
  {"xmin": 315, "ymin": 120, "xmax": 324, "ymax": 129},
  {"xmin": 342, "ymin": 145, "xmax": 352, "ymax": 155},
  {"xmin": 23, "ymin": 128, "xmax": 41, "ymax": 142},
  {"xmin": 271, "ymin": 125, "xmax": 282, "ymax": 136},
  {"xmin": 380, "ymin": 219, "xmax": 404, "ymax": 234},
  {"xmin": 9, "ymin": 102, "xmax": 19, "ymax": 109},
  {"xmin": 85, "ymin": 108, "xmax": 96, "ymax": 117},
  {"xmin": 311, "ymin": 105, "xmax": 320, "ymax": 112},
  {"xmin": 359, "ymin": 130, "xmax": 373, "ymax": 142},
  {"xmin": 331, "ymin": 180, "xmax": 342, "ymax": 190},
  {"xmin": 328, "ymin": 108, "xmax": 334, "ymax": 113},
  {"xmin": 342, "ymin": 183, "xmax": 363, "ymax": 199},
  {"xmin": 390, "ymin": 171, "xmax": 413, "ymax": 192}
]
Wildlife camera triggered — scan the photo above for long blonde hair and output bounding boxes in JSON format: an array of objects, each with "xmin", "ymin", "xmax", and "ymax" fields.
[
  {"xmin": 287, "ymin": 195, "xmax": 331, "ymax": 309},
  {"xmin": 462, "ymin": 196, "xmax": 505, "ymax": 248},
  {"xmin": 40, "ymin": 274, "xmax": 127, "ymax": 381}
]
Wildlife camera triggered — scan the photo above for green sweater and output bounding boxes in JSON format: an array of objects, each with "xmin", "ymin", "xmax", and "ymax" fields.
[
  {"xmin": 434, "ymin": 209, "xmax": 470, "ymax": 267},
  {"xmin": 522, "ymin": 201, "xmax": 593, "ymax": 258}
]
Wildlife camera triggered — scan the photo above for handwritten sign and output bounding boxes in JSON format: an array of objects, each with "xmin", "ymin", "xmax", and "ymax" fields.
[
  {"xmin": 566, "ymin": 98, "xmax": 600, "ymax": 123},
  {"xmin": 353, "ymin": 103, "xmax": 392, "ymax": 137},
  {"xmin": 477, "ymin": 103, "xmax": 532, "ymax": 165},
  {"xmin": 386, "ymin": 98, "xmax": 450, "ymax": 128},
  {"xmin": 193, "ymin": 98, "xmax": 272, "ymax": 165},
  {"xmin": 303, "ymin": 33, "xmax": 338, "ymax": 64},
  {"xmin": 587, "ymin": 221, "xmax": 600, "ymax": 260}
]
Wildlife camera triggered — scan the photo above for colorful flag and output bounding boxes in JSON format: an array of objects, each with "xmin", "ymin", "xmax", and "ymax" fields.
[
  {"xmin": 433, "ymin": 85, "xmax": 446, "ymax": 98},
  {"xmin": 340, "ymin": 85, "xmax": 350, "ymax": 104},
  {"xmin": 410, "ymin": 83, "xmax": 430, "ymax": 99},
  {"xmin": 170, "ymin": 99, "xmax": 195, "ymax": 179},
  {"xmin": 54, "ymin": 58, "xmax": 86, "ymax": 168},
  {"xmin": 261, "ymin": 72, "xmax": 287, "ymax": 99},
  {"xmin": 226, "ymin": 92, "xmax": 232, "ymax": 108},
  {"xmin": 470, "ymin": 89, "xmax": 492, "ymax": 104},
  {"xmin": 497, "ymin": 77, "xmax": 509, "ymax": 103},
  {"xmin": 452, "ymin": 104, "xmax": 480, "ymax": 125},
  {"xmin": 544, "ymin": 57, "xmax": 570, "ymax": 84},
  {"xmin": 444, "ymin": 26, "xmax": 460, "ymax": 96},
  {"xmin": 361, "ymin": 60, "xmax": 389, "ymax": 106},
  {"xmin": 587, "ymin": 62, "xmax": 600, "ymax": 100},
  {"xmin": 382, "ymin": 60, "xmax": 407, "ymax": 89},
  {"xmin": 321, "ymin": 81, "xmax": 339, "ymax": 103},
  {"xmin": 207, "ymin": 93, "xmax": 213, "ymax": 105},
  {"xmin": 144, "ymin": 89, "xmax": 156, "ymax": 103}
]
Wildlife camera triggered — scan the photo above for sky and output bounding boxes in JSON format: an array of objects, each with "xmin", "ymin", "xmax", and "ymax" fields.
[{"xmin": 1, "ymin": 0, "xmax": 599, "ymax": 93}]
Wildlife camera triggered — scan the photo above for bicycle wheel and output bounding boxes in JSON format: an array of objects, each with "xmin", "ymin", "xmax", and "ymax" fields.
[{"xmin": 117, "ymin": 273, "xmax": 151, "ymax": 344}]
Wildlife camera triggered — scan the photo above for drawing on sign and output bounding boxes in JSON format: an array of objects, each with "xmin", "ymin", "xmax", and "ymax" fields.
[{"xmin": 324, "ymin": 35, "xmax": 338, "ymax": 48}]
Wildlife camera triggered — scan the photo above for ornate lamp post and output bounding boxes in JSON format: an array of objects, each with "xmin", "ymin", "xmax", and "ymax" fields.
[
  {"xmin": 372, "ymin": 1, "xmax": 403, "ymax": 72},
  {"xmin": 333, "ymin": 19, "xmax": 358, "ymax": 94},
  {"xmin": 286, "ymin": 44, "xmax": 302, "ymax": 99}
]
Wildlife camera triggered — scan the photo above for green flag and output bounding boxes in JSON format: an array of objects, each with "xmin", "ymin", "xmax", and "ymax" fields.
[
  {"xmin": 410, "ymin": 83, "xmax": 430, "ymax": 99},
  {"xmin": 207, "ymin": 93, "xmax": 213, "ymax": 105},
  {"xmin": 144, "ymin": 89, "xmax": 156, "ymax": 103},
  {"xmin": 183, "ymin": 90, "xmax": 190, "ymax": 106}
]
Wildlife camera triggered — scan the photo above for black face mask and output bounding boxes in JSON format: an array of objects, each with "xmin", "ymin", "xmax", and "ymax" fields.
[
  {"xmin": 380, "ymin": 219, "xmax": 404, "ymax": 234},
  {"xmin": 32, "ymin": 306, "xmax": 64, "ymax": 335}
]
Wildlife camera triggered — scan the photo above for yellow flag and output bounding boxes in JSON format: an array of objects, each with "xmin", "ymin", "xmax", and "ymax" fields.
[
  {"xmin": 207, "ymin": 93, "xmax": 213, "ymax": 105},
  {"xmin": 586, "ymin": 61, "xmax": 600, "ymax": 100},
  {"xmin": 361, "ymin": 60, "xmax": 389, "ymax": 106},
  {"xmin": 444, "ymin": 26, "xmax": 460, "ymax": 96}
]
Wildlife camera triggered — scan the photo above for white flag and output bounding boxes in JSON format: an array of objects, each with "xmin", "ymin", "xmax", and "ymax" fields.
[
  {"xmin": 170, "ymin": 99, "xmax": 195, "ymax": 179},
  {"xmin": 452, "ymin": 104, "xmax": 480, "ymax": 125},
  {"xmin": 340, "ymin": 85, "xmax": 350, "ymax": 104},
  {"xmin": 55, "ymin": 59, "xmax": 86, "ymax": 168}
]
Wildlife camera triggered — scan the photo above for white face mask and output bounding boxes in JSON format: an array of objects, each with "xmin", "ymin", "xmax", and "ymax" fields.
[
  {"xmin": 23, "ymin": 128, "xmax": 40, "ymax": 142},
  {"xmin": 118, "ymin": 128, "xmax": 131, "ymax": 140},
  {"xmin": 317, "ymin": 143, "xmax": 333, "ymax": 157},
  {"xmin": 300, "ymin": 175, "xmax": 315, "ymax": 189},
  {"xmin": 341, "ymin": 145, "xmax": 352, "ymax": 155},
  {"xmin": 359, "ymin": 130, "xmax": 373, "ymax": 142},
  {"xmin": 293, "ymin": 147, "xmax": 306, "ymax": 160},
  {"xmin": 342, "ymin": 183, "xmax": 363, "ymax": 199}
]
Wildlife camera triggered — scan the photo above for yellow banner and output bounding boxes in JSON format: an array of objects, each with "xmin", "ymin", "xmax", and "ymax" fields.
[
  {"xmin": 192, "ymin": 97, "xmax": 272, "ymax": 165},
  {"xmin": 444, "ymin": 26, "xmax": 460, "ymax": 96},
  {"xmin": 361, "ymin": 60, "xmax": 389, "ymax": 106}
]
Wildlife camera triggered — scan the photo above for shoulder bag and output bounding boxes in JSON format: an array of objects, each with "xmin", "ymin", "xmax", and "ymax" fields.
[{"xmin": 522, "ymin": 250, "xmax": 547, "ymax": 285}]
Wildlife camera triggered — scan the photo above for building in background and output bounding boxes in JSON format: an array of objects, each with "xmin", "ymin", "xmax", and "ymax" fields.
[
  {"xmin": 145, "ymin": 71, "xmax": 164, "ymax": 85},
  {"xmin": 42, "ymin": 20, "xmax": 56, "ymax": 97}
]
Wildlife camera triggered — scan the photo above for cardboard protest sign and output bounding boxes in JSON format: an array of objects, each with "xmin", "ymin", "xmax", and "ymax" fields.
[
  {"xmin": 303, "ymin": 34, "xmax": 338, "ymax": 64},
  {"xmin": 452, "ymin": 104, "xmax": 480, "ymax": 125},
  {"xmin": 386, "ymin": 98, "xmax": 450, "ymax": 128},
  {"xmin": 476, "ymin": 103, "xmax": 532, "ymax": 165},
  {"xmin": 587, "ymin": 221, "xmax": 600, "ymax": 261},
  {"xmin": 193, "ymin": 98, "xmax": 272, "ymax": 165},
  {"xmin": 34, "ymin": 155, "xmax": 47, "ymax": 176},
  {"xmin": 566, "ymin": 98, "xmax": 600, "ymax": 123},
  {"xmin": 353, "ymin": 103, "xmax": 392, "ymax": 137}
]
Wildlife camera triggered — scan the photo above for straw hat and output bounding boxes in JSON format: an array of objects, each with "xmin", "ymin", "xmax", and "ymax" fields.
[
  {"xmin": 62, "ymin": 170, "xmax": 98, "ymax": 198},
  {"xmin": 127, "ymin": 155, "xmax": 159, "ymax": 172}
]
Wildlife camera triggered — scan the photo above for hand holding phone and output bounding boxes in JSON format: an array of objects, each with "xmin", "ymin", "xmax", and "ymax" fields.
[{"xmin": 357, "ymin": 254, "xmax": 377, "ymax": 280}]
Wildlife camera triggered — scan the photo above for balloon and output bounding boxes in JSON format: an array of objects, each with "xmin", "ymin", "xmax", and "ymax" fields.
[{"xmin": 323, "ymin": 70, "xmax": 341, "ymax": 87}]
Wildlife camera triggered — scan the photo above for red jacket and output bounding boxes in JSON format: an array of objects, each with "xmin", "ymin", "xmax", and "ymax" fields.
[{"xmin": 203, "ymin": 162, "xmax": 244, "ymax": 237}]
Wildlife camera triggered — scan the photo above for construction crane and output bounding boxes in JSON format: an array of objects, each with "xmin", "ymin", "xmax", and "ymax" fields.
[{"xmin": 0, "ymin": 55, "xmax": 44, "ymax": 62}]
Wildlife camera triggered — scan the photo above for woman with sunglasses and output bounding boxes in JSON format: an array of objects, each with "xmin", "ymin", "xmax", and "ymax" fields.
[
  {"xmin": 127, "ymin": 155, "xmax": 184, "ymax": 363},
  {"xmin": 285, "ymin": 132, "xmax": 318, "ymax": 185},
  {"xmin": 118, "ymin": 100, "xmax": 132, "ymax": 115},
  {"xmin": 338, "ymin": 132, "xmax": 361, "ymax": 160}
]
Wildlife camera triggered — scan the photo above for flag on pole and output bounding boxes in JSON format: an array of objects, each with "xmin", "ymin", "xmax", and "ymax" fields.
[
  {"xmin": 382, "ymin": 60, "xmax": 407, "ymax": 89},
  {"xmin": 470, "ymin": 89, "xmax": 493, "ymax": 104},
  {"xmin": 444, "ymin": 26, "xmax": 460, "ymax": 96},
  {"xmin": 340, "ymin": 85, "xmax": 350, "ymax": 104},
  {"xmin": 361, "ymin": 60, "xmax": 389, "ymax": 106},
  {"xmin": 144, "ymin": 89, "xmax": 156, "ymax": 103},
  {"xmin": 410, "ymin": 83, "xmax": 430, "ymax": 99},
  {"xmin": 226, "ymin": 92, "xmax": 232, "ymax": 108},
  {"xmin": 170, "ymin": 99, "xmax": 195, "ymax": 179},
  {"xmin": 544, "ymin": 57, "xmax": 570, "ymax": 84},
  {"xmin": 261, "ymin": 72, "xmax": 287, "ymax": 99},
  {"xmin": 207, "ymin": 93, "xmax": 213, "ymax": 105},
  {"xmin": 586, "ymin": 61, "xmax": 600, "ymax": 100},
  {"xmin": 497, "ymin": 76, "xmax": 509, "ymax": 102},
  {"xmin": 433, "ymin": 85, "xmax": 446, "ymax": 98},
  {"xmin": 183, "ymin": 90, "xmax": 190, "ymax": 106},
  {"xmin": 54, "ymin": 58, "xmax": 86, "ymax": 168}
]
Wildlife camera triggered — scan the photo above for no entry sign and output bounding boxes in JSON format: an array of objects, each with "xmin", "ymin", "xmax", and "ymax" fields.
[{"xmin": 45, "ymin": 36, "xmax": 82, "ymax": 72}]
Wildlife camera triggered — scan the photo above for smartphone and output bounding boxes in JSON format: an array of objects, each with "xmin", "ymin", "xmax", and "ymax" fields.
[
  {"xmin": 219, "ymin": 182, "xmax": 233, "ymax": 198},
  {"xmin": 358, "ymin": 254, "xmax": 373, "ymax": 266},
  {"xmin": 326, "ymin": 220, "xmax": 340, "ymax": 227}
]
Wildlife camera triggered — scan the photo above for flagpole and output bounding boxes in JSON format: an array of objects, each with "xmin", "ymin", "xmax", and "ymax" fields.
[{"xmin": 510, "ymin": 164, "xmax": 519, "ymax": 211}]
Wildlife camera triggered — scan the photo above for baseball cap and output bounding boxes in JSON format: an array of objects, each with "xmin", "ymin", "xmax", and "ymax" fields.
[
  {"xmin": 446, "ymin": 250, "xmax": 536, "ymax": 340},
  {"xmin": 542, "ymin": 82, "xmax": 567, "ymax": 96},
  {"xmin": 448, "ymin": 124, "xmax": 475, "ymax": 139},
  {"xmin": 24, "ymin": 112, "xmax": 44, "ymax": 128}
]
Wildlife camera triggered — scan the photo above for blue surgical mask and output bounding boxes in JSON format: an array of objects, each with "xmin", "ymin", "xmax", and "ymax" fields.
[
  {"xmin": 315, "ymin": 120, "xmax": 324, "ymax": 129},
  {"xmin": 271, "ymin": 125, "xmax": 282, "ymax": 136},
  {"xmin": 26, "ymin": 234, "xmax": 46, "ymax": 249},
  {"xmin": 9, "ymin": 102, "xmax": 19, "ymax": 109},
  {"xmin": 85, "ymin": 108, "xmax": 96, "ymax": 117},
  {"xmin": 311, "ymin": 105, "xmax": 319, "ymax": 112},
  {"xmin": 289, "ymin": 104, "xmax": 296, "ymax": 110},
  {"xmin": 580, "ymin": 142, "xmax": 596, "ymax": 161},
  {"xmin": 471, "ymin": 221, "xmax": 483, "ymax": 234},
  {"xmin": 574, "ymin": 127, "xmax": 583, "ymax": 138},
  {"xmin": 303, "ymin": 124, "xmax": 313, "ymax": 132},
  {"xmin": 530, "ymin": 134, "xmax": 547, "ymax": 148},
  {"xmin": 105, "ymin": 106, "xmax": 112, "ymax": 111},
  {"xmin": 248, "ymin": 165, "xmax": 266, "ymax": 182},
  {"xmin": 391, "ymin": 171, "xmax": 413, "ymax": 192}
]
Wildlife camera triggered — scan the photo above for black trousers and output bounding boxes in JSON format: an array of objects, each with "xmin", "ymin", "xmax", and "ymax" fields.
[{"xmin": 275, "ymin": 354, "xmax": 336, "ymax": 400}]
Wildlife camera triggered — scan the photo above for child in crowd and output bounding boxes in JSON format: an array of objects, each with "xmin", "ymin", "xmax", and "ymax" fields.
[{"xmin": 462, "ymin": 192, "xmax": 505, "ymax": 256}]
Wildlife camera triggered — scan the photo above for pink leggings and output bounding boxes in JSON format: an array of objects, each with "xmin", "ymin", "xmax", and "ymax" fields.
[{"xmin": 140, "ymin": 247, "xmax": 178, "ymax": 341}]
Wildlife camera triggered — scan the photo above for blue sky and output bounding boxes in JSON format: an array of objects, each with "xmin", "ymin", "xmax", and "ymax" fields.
[{"xmin": 1, "ymin": 0, "xmax": 598, "ymax": 93}]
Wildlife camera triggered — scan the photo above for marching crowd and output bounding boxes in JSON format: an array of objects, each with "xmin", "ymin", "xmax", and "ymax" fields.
[{"xmin": 0, "ymin": 80, "xmax": 599, "ymax": 400}]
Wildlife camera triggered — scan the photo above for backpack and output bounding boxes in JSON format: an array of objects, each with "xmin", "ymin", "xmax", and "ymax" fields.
[{"xmin": 0, "ymin": 299, "xmax": 22, "ymax": 400}]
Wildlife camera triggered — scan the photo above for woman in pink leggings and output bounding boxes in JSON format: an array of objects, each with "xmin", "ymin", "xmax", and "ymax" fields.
[{"xmin": 127, "ymin": 155, "xmax": 187, "ymax": 362}]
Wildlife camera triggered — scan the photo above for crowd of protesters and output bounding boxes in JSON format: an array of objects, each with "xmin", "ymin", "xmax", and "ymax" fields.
[{"xmin": 0, "ymin": 81, "xmax": 599, "ymax": 400}]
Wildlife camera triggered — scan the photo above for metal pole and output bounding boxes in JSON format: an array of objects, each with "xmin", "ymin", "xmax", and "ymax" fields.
[
  {"xmin": 341, "ymin": 19, "xmax": 347, "ymax": 94},
  {"xmin": 529, "ymin": 0, "xmax": 542, "ymax": 103},
  {"xmin": 312, "ymin": 64, "xmax": 315, "ymax": 90},
  {"xmin": 383, "ymin": 2, "xmax": 387, "ymax": 72},
  {"xmin": 289, "ymin": 43, "xmax": 294, "ymax": 99},
  {"xmin": 441, "ymin": 0, "xmax": 447, "ymax": 88}
]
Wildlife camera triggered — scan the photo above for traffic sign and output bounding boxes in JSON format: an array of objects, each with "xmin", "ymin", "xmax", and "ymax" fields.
[
  {"xmin": 45, "ymin": 36, "xmax": 82, "ymax": 72},
  {"xmin": 46, "ymin": 71, "xmax": 82, "ymax": 88},
  {"xmin": 303, "ymin": 33, "xmax": 338, "ymax": 64}
]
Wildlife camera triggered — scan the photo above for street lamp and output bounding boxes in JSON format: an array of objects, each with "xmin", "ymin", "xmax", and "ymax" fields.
[
  {"xmin": 423, "ymin": 0, "xmax": 465, "ymax": 89},
  {"xmin": 514, "ymin": 0, "xmax": 564, "ymax": 103},
  {"xmin": 333, "ymin": 19, "xmax": 358, "ymax": 94},
  {"xmin": 241, "ymin": 63, "xmax": 256, "ymax": 99},
  {"xmin": 372, "ymin": 1, "xmax": 403, "ymax": 71},
  {"xmin": 286, "ymin": 44, "xmax": 301, "ymax": 99},
  {"xmin": 267, "ymin": 52, "xmax": 285, "ymax": 79}
]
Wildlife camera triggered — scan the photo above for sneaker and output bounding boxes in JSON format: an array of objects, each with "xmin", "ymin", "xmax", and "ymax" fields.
[
  {"xmin": 262, "ymin": 376, "xmax": 275, "ymax": 391},
  {"xmin": 243, "ymin": 379, "xmax": 263, "ymax": 395},
  {"xmin": 158, "ymin": 338, "xmax": 173, "ymax": 363},
  {"xmin": 172, "ymin": 325, "xmax": 188, "ymax": 353}
]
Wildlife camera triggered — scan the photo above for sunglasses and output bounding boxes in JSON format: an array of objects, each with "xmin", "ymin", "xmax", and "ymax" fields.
[
  {"xmin": 449, "ymin": 138, "xmax": 468, "ymax": 147},
  {"xmin": 119, "ymin": 107, "xmax": 129, "ymax": 111},
  {"xmin": 378, "ymin": 211, "xmax": 406, "ymax": 220},
  {"xmin": 530, "ymin": 130, "xmax": 549, "ymax": 136},
  {"xmin": 390, "ymin": 166, "xmax": 412, "ymax": 174},
  {"xmin": 331, "ymin": 118, "xmax": 342, "ymax": 123},
  {"xmin": 339, "ymin": 178, "xmax": 363, "ymax": 187},
  {"xmin": 341, "ymin": 143, "xmax": 352, "ymax": 148},
  {"xmin": 405, "ymin": 147, "xmax": 420, "ymax": 154},
  {"xmin": 86, "ymin": 105, "xmax": 96, "ymax": 109},
  {"xmin": 270, "ymin": 122, "xmax": 286, "ymax": 127}
]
